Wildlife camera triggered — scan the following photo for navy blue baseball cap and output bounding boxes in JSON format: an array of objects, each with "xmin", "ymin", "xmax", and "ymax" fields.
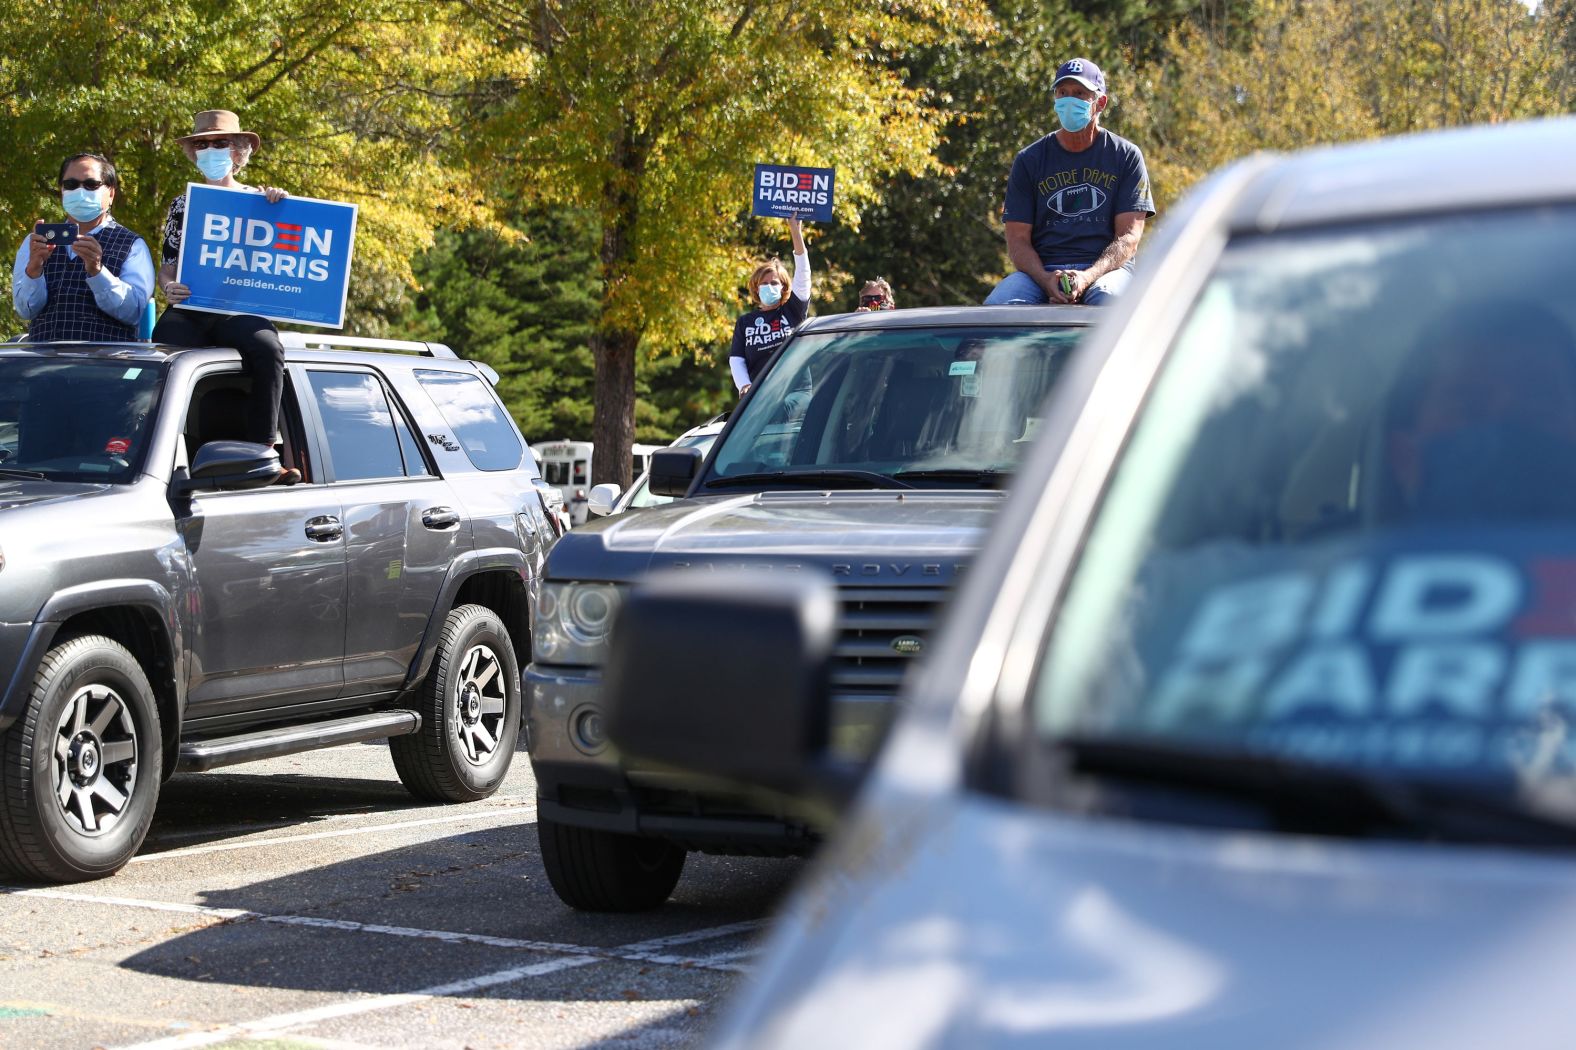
[{"xmin": 1054, "ymin": 58, "xmax": 1105, "ymax": 94}]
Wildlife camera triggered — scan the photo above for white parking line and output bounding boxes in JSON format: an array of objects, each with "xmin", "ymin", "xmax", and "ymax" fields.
[
  {"xmin": 686, "ymin": 945, "xmax": 760, "ymax": 968},
  {"xmin": 112, "ymin": 920, "xmax": 759, "ymax": 1050},
  {"xmin": 14, "ymin": 888, "xmax": 759, "ymax": 973},
  {"xmin": 130, "ymin": 804, "xmax": 532, "ymax": 863}
]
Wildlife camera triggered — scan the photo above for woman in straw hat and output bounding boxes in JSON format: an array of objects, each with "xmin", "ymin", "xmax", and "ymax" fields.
[{"xmin": 153, "ymin": 109, "xmax": 299, "ymax": 484}]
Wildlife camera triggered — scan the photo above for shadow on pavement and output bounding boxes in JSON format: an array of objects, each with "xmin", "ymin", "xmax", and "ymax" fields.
[{"xmin": 115, "ymin": 819, "xmax": 803, "ymax": 1004}]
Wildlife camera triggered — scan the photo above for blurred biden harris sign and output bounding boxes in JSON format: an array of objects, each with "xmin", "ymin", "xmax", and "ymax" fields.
[{"xmin": 175, "ymin": 183, "xmax": 358, "ymax": 329}]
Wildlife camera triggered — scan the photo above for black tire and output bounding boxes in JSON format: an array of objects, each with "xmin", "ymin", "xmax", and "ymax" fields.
[
  {"xmin": 0, "ymin": 634, "xmax": 161, "ymax": 882},
  {"xmin": 537, "ymin": 812, "xmax": 686, "ymax": 912},
  {"xmin": 391, "ymin": 604, "xmax": 520, "ymax": 803}
]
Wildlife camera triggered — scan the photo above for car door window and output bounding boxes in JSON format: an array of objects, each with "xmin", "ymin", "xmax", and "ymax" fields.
[{"xmin": 308, "ymin": 370, "xmax": 407, "ymax": 482}]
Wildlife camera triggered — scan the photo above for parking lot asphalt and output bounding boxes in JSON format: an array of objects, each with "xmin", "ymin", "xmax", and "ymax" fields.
[{"xmin": 0, "ymin": 740, "xmax": 803, "ymax": 1049}]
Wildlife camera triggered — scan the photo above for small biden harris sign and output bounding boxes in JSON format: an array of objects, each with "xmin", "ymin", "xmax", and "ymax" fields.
[
  {"xmin": 752, "ymin": 163, "xmax": 835, "ymax": 223},
  {"xmin": 175, "ymin": 183, "xmax": 358, "ymax": 328}
]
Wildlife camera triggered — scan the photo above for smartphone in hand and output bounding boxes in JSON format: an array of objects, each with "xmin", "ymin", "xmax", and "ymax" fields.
[{"xmin": 34, "ymin": 222, "xmax": 78, "ymax": 245}]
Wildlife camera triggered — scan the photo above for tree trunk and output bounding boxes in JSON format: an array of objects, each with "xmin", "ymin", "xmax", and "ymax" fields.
[
  {"xmin": 589, "ymin": 121, "xmax": 646, "ymax": 490},
  {"xmin": 590, "ymin": 326, "xmax": 638, "ymax": 489}
]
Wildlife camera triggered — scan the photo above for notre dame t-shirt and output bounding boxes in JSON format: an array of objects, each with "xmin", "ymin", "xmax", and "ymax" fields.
[
  {"xmin": 729, "ymin": 292, "xmax": 808, "ymax": 384},
  {"xmin": 1002, "ymin": 128, "xmax": 1155, "ymax": 267}
]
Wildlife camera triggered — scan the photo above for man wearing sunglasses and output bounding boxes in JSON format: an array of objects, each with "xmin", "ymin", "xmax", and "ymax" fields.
[{"xmin": 11, "ymin": 153, "xmax": 154, "ymax": 342}]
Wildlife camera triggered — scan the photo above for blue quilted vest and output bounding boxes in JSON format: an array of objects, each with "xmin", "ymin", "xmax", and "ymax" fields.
[{"xmin": 29, "ymin": 222, "xmax": 142, "ymax": 342}]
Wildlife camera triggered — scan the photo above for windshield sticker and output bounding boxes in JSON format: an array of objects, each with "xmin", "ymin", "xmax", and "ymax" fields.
[
  {"xmin": 122, "ymin": 367, "xmax": 142, "ymax": 379},
  {"xmin": 105, "ymin": 437, "xmax": 130, "ymax": 455},
  {"xmin": 948, "ymin": 360, "xmax": 977, "ymax": 376},
  {"xmin": 959, "ymin": 374, "xmax": 981, "ymax": 398},
  {"xmin": 1135, "ymin": 538, "xmax": 1576, "ymax": 771}
]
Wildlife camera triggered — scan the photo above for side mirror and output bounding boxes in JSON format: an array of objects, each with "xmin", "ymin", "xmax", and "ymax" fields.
[
  {"xmin": 587, "ymin": 482, "xmax": 622, "ymax": 517},
  {"xmin": 603, "ymin": 570, "xmax": 860, "ymax": 821},
  {"xmin": 648, "ymin": 446, "xmax": 703, "ymax": 498},
  {"xmin": 173, "ymin": 440, "xmax": 281, "ymax": 496}
]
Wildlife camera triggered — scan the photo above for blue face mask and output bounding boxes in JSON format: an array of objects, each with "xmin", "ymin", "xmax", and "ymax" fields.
[
  {"xmin": 758, "ymin": 283, "xmax": 783, "ymax": 307},
  {"xmin": 61, "ymin": 187, "xmax": 107, "ymax": 223},
  {"xmin": 195, "ymin": 146, "xmax": 234, "ymax": 181},
  {"xmin": 1054, "ymin": 96, "xmax": 1095, "ymax": 133}
]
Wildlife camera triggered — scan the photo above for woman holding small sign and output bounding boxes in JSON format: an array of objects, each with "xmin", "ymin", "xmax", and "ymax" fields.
[
  {"xmin": 152, "ymin": 109, "xmax": 298, "ymax": 485},
  {"xmin": 729, "ymin": 216, "xmax": 809, "ymax": 396}
]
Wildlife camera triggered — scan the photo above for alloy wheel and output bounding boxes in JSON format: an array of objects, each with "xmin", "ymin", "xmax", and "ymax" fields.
[
  {"xmin": 452, "ymin": 644, "xmax": 508, "ymax": 765},
  {"xmin": 52, "ymin": 685, "xmax": 138, "ymax": 836}
]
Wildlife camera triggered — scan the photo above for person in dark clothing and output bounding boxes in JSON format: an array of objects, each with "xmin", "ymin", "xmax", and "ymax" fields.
[
  {"xmin": 985, "ymin": 58, "xmax": 1155, "ymax": 306},
  {"xmin": 11, "ymin": 154, "xmax": 153, "ymax": 342},
  {"xmin": 153, "ymin": 109, "xmax": 298, "ymax": 484},
  {"xmin": 729, "ymin": 216, "xmax": 809, "ymax": 395}
]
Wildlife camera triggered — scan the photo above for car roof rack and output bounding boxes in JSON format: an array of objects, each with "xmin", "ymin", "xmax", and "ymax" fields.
[{"xmin": 278, "ymin": 333, "xmax": 459, "ymax": 359}]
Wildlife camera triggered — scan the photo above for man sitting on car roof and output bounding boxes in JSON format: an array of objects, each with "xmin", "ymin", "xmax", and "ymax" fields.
[{"xmin": 985, "ymin": 58, "xmax": 1155, "ymax": 307}]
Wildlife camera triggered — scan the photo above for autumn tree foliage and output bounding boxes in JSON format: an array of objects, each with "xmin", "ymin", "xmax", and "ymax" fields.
[
  {"xmin": 460, "ymin": 0, "xmax": 992, "ymax": 487},
  {"xmin": 1123, "ymin": 0, "xmax": 1576, "ymax": 210}
]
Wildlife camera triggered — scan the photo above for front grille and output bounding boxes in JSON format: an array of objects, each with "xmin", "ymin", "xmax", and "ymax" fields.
[{"xmin": 833, "ymin": 585, "xmax": 948, "ymax": 699}]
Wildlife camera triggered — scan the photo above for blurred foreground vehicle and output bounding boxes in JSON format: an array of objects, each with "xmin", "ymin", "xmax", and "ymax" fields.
[
  {"xmin": 528, "ymin": 305, "xmax": 1094, "ymax": 910},
  {"xmin": 608, "ymin": 119, "xmax": 1576, "ymax": 1047}
]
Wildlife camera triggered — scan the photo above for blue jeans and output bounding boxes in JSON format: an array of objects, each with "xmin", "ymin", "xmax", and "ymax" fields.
[{"xmin": 985, "ymin": 264, "xmax": 1131, "ymax": 306}]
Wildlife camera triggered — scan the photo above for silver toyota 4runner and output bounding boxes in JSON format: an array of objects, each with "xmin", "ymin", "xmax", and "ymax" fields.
[
  {"xmin": 526, "ymin": 305, "xmax": 1093, "ymax": 911},
  {"xmin": 0, "ymin": 334, "xmax": 563, "ymax": 882}
]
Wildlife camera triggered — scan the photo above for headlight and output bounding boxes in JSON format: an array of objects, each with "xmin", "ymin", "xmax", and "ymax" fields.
[{"xmin": 533, "ymin": 581, "xmax": 626, "ymax": 665}]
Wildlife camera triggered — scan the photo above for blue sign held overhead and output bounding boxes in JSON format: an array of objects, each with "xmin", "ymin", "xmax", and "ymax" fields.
[
  {"xmin": 175, "ymin": 183, "xmax": 358, "ymax": 329},
  {"xmin": 752, "ymin": 163, "xmax": 835, "ymax": 223}
]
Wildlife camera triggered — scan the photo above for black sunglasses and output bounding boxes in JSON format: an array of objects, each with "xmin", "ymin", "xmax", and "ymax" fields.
[
  {"xmin": 194, "ymin": 138, "xmax": 233, "ymax": 149},
  {"xmin": 60, "ymin": 178, "xmax": 108, "ymax": 191},
  {"xmin": 860, "ymin": 294, "xmax": 888, "ymax": 306}
]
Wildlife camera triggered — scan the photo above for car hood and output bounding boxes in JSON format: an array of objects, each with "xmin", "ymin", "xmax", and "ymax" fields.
[
  {"xmin": 0, "ymin": 478, "xmax": 113, "ymax": 512},
  {"xmin": 719, "ymin": 797, "xmax": 1576, "ymax": 1050},
  {"xmin": 547, "ymin": 490, "xmax": 1006, "ymax": 583}
]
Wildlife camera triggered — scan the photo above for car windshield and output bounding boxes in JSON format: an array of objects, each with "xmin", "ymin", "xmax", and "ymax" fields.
[
  {"xmin": 0, "ymin": 356, "xmax": 164, "ymax": 483},
  {"xmin": 704, "ymin": 325, "xmax": 1082, "ymax": 490},
  {"xmin": 1033, "ymin": 206, "xmax": 1576, "ymax": 826}
]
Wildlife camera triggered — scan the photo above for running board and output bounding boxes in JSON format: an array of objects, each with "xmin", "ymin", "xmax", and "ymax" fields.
[{"xmin": 177, "ymin": 710, "xmax": 421, "ymax": 772}]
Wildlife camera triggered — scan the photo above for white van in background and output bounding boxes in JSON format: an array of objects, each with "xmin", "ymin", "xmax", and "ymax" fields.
[{"xmin": 530, "ymin": 439, "xmax": 664, "ymax": 525}]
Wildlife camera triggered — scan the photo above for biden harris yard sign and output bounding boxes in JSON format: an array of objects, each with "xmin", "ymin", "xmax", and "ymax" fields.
[
  {"xmin": 175, "ymin": 183, "xmax": 358, "ymax": 329},
  {"xmin": 752, "ymin": 164, "xmax": 835, "ymax": 223}
]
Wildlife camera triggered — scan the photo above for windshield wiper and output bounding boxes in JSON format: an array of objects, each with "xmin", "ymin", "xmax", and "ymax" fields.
[
  {"xmin": 705, "ymin": 470, "xmax": 913, "ymax": 490},
  {"xmin": 0, "ymin": 468, "xmax": 46, "ymax": 480},
  {"xmin": 892, "ymin": 468, "xmax": 1011, "ymax": 487},
  {"xmin": 1052, "ymin": 736, "xmax": 1576, "ymax": 848}
]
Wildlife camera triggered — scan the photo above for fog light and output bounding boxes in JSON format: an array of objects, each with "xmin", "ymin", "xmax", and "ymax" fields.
[{"xmin": 571, "ymin": 706, "xmax": 608, "ymax": 754}]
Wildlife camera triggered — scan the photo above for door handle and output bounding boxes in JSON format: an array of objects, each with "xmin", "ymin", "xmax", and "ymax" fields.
[
  {"xmin": 304, "ymin": 515, "xmax": 343, "ymax": 541},
  {"xmin": 422, "ymin": 506, "xmax": 461, "ymax": 529}
]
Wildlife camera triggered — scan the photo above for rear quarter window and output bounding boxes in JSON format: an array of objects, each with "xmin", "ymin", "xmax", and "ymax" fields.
[{"xmin": 415, "ymin": 369, "xmax": 524, "ymax": 471}]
